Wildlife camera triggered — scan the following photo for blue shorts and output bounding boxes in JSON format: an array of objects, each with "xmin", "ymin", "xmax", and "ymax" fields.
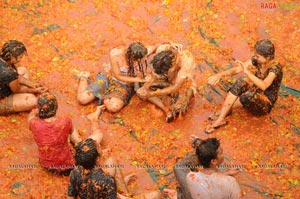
[{"xmin": 87, "ymin": 73, "xmax": 134, "ymax": 105}]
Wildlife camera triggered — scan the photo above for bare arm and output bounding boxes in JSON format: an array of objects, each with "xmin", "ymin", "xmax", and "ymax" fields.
[
  {"xmin": 147, "ymin": 42, "xmax": 183, "ymax": 56},
  {"xmin": 18, "ymin": 76, "xmax": 37, "ymax": 88},
  {"xmin": 244, "ymin": 68, "xmax": 276, "ymax": 91},
  {"xmin": 9, "ymin": 79, "xmax": 42, "ymax": 94},
  {"xmin": 28, "ymin": 109, "xmax": 38, "ymax": 122},
  {"xmin": 208, "ymin": 66, "xmax": 243, "ymax": 86},
  {"xmin": 109, "ymin": 48, "xmax": 146, "ymax": 83},
  {"xmin": 149, "ymin": 77, "xmax": 185, "ymax": 97}
]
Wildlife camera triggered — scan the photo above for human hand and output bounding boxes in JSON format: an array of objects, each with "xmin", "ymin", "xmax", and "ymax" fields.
[
  {"xmin": 235, "ymin": 59, "xmax": 253, "ymax": 73},
  {"xmin": 191, "ymin": 86, "xmax": 200, "ymax": 98},
  {"xmin": 170, "ymin": 42, "xmax": 183, "ymax": 51},
  {"xmin": 34, "ymin": 86, "xmax": 48, "ymax": 93},
  {"xmin": 31, "ymin": 108, "xmax": 39, "ymax": 115},
  {"xmin": 207, "ymin": 74, "xmax": 221, "ymax": 86},
  {"xmin": 144, "ymin": 74, "xmax": 153, "ymax": 82},
  {"xmin": 190, "ymin": 134, "xmax": 199, "ymax": 142},
  {"xmin": 137, "ymin": 88, "xmax": 150, "ymax": 100}
]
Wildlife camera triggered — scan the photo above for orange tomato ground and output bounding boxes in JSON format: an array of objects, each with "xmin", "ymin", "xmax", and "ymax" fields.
[{"xmin": 0, "ymin": 0, "xmax": 299, "ymax": 198}]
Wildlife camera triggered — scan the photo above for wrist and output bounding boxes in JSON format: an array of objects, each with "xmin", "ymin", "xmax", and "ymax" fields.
[{"xmin": 244, "ymin": 69, "xmax": 250, "ymax": 75}]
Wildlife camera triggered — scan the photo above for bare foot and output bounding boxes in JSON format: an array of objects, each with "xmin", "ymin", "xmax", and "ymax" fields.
[
  {"xmin": 166, "ymin": 111, "xmax": 175, "ymax": 123},
  {"xmin": 124, "ymin": 173, "xmax": 137, "ymax": 186},
  {"xmin": 71, "ymin": 69, "xmax": 91, "ymax": 79},
  {"xmin": 208, "ymin": 110, "xmax": 232, "ymax": 121},
  {"xmin": 87, "ymin": 105, "xmax": 106, "ymax": 121},
  {"xmin": 163, "ymin": 189, "xmax": 177, "ymax": 199},
  {"xmin": 205, "ymin": 119, "xmax": 228, "ymax": 134}
]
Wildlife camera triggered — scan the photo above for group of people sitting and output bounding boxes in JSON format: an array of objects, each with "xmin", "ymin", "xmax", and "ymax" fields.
[{"xmin": 0, "ymin": 38, "xmax": 282, "ymax": 198}]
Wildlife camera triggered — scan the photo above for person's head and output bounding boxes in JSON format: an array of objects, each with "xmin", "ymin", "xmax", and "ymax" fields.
[
  {"xmin": 37, "ymin": 93, "xmax": 58, "ymax": 119},
  {"xmin": 194, "ymin": 138, "xmax": 224, "ymax": 168},
  {"xmin": 251, "ymin": 39, "xmax": 275, "ymax": 67},
  {"xmin": 152, "ymin": 50, "xmax": 177, "ymax": 76},
  {"xmin": 126, "ymin": 42, "xmax": 148, "ymax": 77},
  {"xmin": 0, "ymin": 40, "xmax": 27, "ymax": 65},
  {"xmin": 75, "ymin": 138, "xmax": 99, "ymax": 170}
]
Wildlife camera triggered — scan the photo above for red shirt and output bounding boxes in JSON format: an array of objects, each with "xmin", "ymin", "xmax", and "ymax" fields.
[{"xmin": 29, "ymin": 117, "xmax": 75, "ymax": 171}]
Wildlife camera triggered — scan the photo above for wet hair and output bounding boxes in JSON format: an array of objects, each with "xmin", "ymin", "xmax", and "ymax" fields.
[
  {"xmin": 152, "ymin": 50, "xmax": 176, "ymax": 75},
  {"xmin": 254, "ymin": 39, "xmax": 275, "ymax": 60},
  {"xmin": 0, "ymin": 40, "xmax": 27, "ymax": 63},
  {"xmin": 75, "ymin": 138, "xmax": 99, "ymax": 170},
  {"xmin": 37, "ymin": 93, "xmax": 58, "ymax": 119},
  {"xmin": 126, "ymin": 42, "xmax": 148, "ymax": 77},
  {"xmin": 195, "ymin": 138, "xmax": 220, "ymax": 168}
]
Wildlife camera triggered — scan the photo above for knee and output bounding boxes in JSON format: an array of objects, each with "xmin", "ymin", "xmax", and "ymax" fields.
[
  {"xmin": 24, "ymin": 94, "xmax": 38, "ymax": 109},
  {"xmin": 17, "ymin": 67, "xmax": 30, "ymax": 78},
  {"xmin": 77, "ymin": 95, "xmax": 91, "ymax": 105},
  {"xmin": 104, "ymin": 97, "xmax": 124, "ymax": 113}
]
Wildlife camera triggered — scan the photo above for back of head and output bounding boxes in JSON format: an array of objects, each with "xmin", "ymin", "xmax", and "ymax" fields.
[
  {"xmin": 126, "ymin": 42, "xmax": 148, "ymax": 60},
  {"xmin": 254, "ymin": 39, "xmax": 275, "ymax": 60},
  {"xmin": 75, "ymin": 138, "xmax": 99, "ymax": 170},
  {"xmin": 0, "ymin": 40, "xmax": 27, "ymax": 62},
  {"xmin": 195, "ymin": 138, "xmax": 220, "ymax": 168},
  {"xmin": 126, "ymin": 42, "xmax": 148, "ymax": 77},
  {"xmin": 37, "ymin": 93, "xmax": 58, "ymax": 119},
  {"xmin": 152, "ymin": 50, "xmax": 176, "ymax": 75}
]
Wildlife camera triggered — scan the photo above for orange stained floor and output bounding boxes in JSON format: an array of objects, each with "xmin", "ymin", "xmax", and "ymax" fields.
[{"xmin": 0, "ymin": 0, "xmax": 300, "ymax": 198}]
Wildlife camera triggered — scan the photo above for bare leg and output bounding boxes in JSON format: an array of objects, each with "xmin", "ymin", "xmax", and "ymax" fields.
[
  {"xmin": 232, "ymin": 97, "xmax": 243, "ymax": 109},
  {"xmin": 74, "ymin": 70, "xmax": 95, "ymax": 105},
  {"xmin": 148, "ymin": 97, "xmax": 168, "ymax": 114},
  {"xmin": 213, "ymin": 92, "xmax": 239, "ymax": 126},
  {"xmin": 70, "ymin": 128, "xmax": 83, "ymax": 145},
  {"xmin": 87, "ymin": 105, "xmax": 106, "ymax": 153},
  {"xmin": 103, "ymin": 157, "xmax": 129, "ymax": 195},
  {"xmin": 206, "ymin": 92, "xmax": 238, "ymax": 132},
  {"xmin": 118, "ymin": 190, "xmax": 162, "ymax": 199},
  {"xmin": 104, "ymin": 97, "xmax": 124, "ymax": 113},
  {"xmin": 209, "ymin": 97, "xmax": 241, "ymax": 121},
  {"xmin": 12, "ymin": 93, "xmax": 37, "ymax": 112}
]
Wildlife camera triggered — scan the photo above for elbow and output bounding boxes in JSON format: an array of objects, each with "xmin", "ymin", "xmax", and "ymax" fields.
[{"xmin": 260, "ymin": 84, "xmax": 270, "ymax": 91}]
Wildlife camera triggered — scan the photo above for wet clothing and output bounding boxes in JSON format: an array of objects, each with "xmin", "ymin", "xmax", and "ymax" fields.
[
  {"xmin": 0, "ymin": 60, "xmax": 18, "ymax": 99},
  {"xmin": 87, "ymin": 73, "xmax": 134, "ymax": 105},
  {"xmin": 186, "ymin": 171, "xmax": 241, "ymax": 199},
  {"xmin": 169, "ymin": 80, "xmax": 194, "ymax": 115},
  {"xmin": 0, "ymin": 95, "xmax": 14, "ymax": 115},
  {"xmin": 174, "ymin": 154, "xmax": 200, "ymax": 199},
  {"xmin": 160, "ymin": 50, "xmax": 196, "ymax": 117},
  {"xmin": 230, "ymin": 63, "xmax": 283, "ymax": 116},
  {"xmin": 29, "ymin": 116, "xmax": 74, "ymax": 173},
  {"xmin": 68, "ymin": 165, "xmax": 117, "ymax": 199}
]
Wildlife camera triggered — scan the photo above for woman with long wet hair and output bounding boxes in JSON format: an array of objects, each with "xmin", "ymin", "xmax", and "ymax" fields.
[
  {"xmin": 0, "ymin": 40, "xmax": 47, "ymax": 115},
  {"xmin": 75, "ymin": 41, "xmax": 182, "ymax": 113},
  {"xmin": 205, "ymin": 39, "xmax": 283, "ymax": 133}
]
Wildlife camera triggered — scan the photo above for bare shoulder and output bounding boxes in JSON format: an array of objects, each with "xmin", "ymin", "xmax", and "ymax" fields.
[
  {"xmin": 181, "ymin": 49, "xmax": 194, "ymax": 58},
  {"xmin": 154, "ymin": 44, "xmax": 171, "ymax": 54},
  {"xmin": 110, "ymin": 46, "xmax": 125, "ymax": 57}
]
